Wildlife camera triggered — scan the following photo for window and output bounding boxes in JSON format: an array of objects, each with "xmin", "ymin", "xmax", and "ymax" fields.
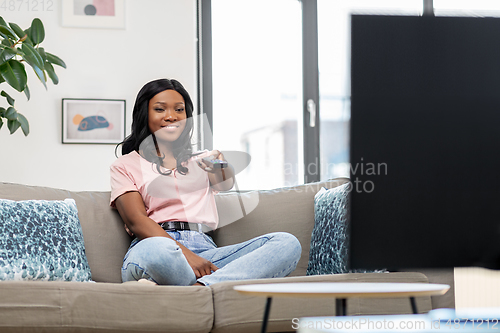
[
  {"xmin": 317, "ymin": 0, "xmax": 423, "ymax": 181},
  {"xmin": 434, "ymin": 0, "xmax": 500, "ymax": 17},
  {"xmin": 202, "ymin": 0, "xmax": 434, "ymax": 189},
  {"xmin": 210, "ymin": 0, "xmax": 303, "ymax": 190}
]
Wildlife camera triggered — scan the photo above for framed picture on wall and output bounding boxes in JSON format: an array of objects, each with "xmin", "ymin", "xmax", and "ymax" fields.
[
  {"xmin": 61, "ymin": 0, "xmax": 126, "ymax": 29},
  {"xmin": 62, "ymin": 98, "xmax": 126, "ymax": 144}
]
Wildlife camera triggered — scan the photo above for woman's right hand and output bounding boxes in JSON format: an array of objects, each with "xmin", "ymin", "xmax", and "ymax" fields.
[
  {"xmin": 182, "ymin": 248, "xmax": 219, "ymax": 278},
  {"xmin": 115, "ymin": 192, "xmax": 219, "ymax": 279}
]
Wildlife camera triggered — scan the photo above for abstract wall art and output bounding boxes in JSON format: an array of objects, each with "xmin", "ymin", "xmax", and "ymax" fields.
[
  {"xmin": 61, "ymin": 0, "xmax": 125, "ymax": 29},
  {"xmin": 62, "ymin": 98, "xmax": 125, "ymax": 144}
]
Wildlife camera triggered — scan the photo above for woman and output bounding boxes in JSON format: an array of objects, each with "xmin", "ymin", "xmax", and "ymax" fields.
[{"xmin": 110, "ymin": 78, "xmax": 301, "ymax": 286}]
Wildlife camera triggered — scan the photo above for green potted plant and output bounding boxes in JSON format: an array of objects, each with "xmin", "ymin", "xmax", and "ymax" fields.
[{"xmin": 0, "ymin": 16, "xmax": 66, "ymax": 136}]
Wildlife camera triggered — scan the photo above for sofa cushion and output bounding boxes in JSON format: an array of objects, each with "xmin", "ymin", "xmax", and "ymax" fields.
[
  {"xmin": 306, "ymin": 183, "xmax": 351, "ymax": 275},
  {"xmin": 0, "ymin": 281, "xmax": 213, "ymax": 333},
  {"xmin": 210, "ymin": 272, "xmax": 432, "ymax": 333},
  {"xmin": 0, "ymin": 198, "xmax": 92, "ymax": 282},
  {"xmin": 0, "ymin": 182, "xmax": 131, "ymax": 283}
]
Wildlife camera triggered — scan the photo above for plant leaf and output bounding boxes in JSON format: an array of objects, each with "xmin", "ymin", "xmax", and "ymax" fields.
[
  {"xmin": 20, "ymin": 44, "xmax": 46, "ymax": 89},
  {"xmin": 1, "ymin": 90, "xmax": 15, "ymax": 106},
  {"xmin": 17, "ymin": 112, "xmax": 29, "ymax": 135},
  {"xmin": 44, "ymin": 62, "xmax": 58, "ymax": 85},
  {"xmin": 45, "ymin": 52, "xmax": 66, "ymax": 68},
  {"xmin": 0, "ymin": 61, "xmax": 19, "ymax": 91},
  {"xmin": 24, "ymin": 84, "xmax": 30, "ymax": 100},
  {"xmin": 1, "ymin": 38, "xmax": 12, "ymax": 47},
  {"xmin": 0, "ymin": 107, "xmax": 5, "ymax": 117},
  {"xmin": 9, "ymin": 23, "xmax": 26, "ymax": 39},
  {"xmin": 0, "ymin": 59, "xmax": 27, "ymax": 92},
  {"xmin": 9, "ymin": 59, "xmax": 27, "ymax": 90},
  {"xmin": 21, "ymin": 43, "xmax": 44, "ymax": 69},
  {"xmin": 0, "ymin": 47, "xmax": 16, "ymax": 65},
  {"xmin": 7, "ymin": 119, "xmax": 20, "ymax": 134},
  {"xmin": 0, "ymin": 117, "xmax": 3, "ymax": 131},
  {"xmin": 0, "ymin": 25, "xmax": 16, "ymax": 40},
  {"xmin": 30, "ymin": 18, "xmax": 44, "ymax": 45},
  {"xmin": 16, "ymin": 47, "xmax": 25, "ymax": 57},
  {"xmin": 5, "ymin": 106, "xmax": 17, "ymax": 120},
  {"xmin": 22, "ymin": 28, "xmax": 33, "ymax": 46},
  {"xmin": 38, "ymin": 47, "xmax": 46, "ymax": 62},
  {"xmin": 0, "ymin": 17, "xmax": 14, "ymax": 41}
]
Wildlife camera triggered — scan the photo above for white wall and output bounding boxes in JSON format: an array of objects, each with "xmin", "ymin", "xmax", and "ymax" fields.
[{"xmin": 0, "ymin": 0, "xmax": 197, "ymax": 191}]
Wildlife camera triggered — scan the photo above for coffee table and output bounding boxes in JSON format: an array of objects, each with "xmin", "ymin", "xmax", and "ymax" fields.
[{"xmin": 234, "ymin": 282, "xmax": 450, "ymax": 333}]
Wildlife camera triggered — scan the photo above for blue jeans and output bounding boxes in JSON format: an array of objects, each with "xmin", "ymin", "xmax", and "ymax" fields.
[{"xmin": 121, "ymin": 231, "xmax": 302, "ymax": 286}]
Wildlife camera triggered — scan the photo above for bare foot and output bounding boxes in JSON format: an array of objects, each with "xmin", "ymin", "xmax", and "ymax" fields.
[
  {"xmin": 138, "ymin": 278, "xmax": 157, "ymax": 285},
  {"xmin": 192, "ymin": 282, "xmax": 205, "ymax": 286}
]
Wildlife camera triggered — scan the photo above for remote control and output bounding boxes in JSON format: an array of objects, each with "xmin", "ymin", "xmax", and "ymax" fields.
[{"xmin": 202, "ymin": 157, "xmax": 228, "ymax": 169}]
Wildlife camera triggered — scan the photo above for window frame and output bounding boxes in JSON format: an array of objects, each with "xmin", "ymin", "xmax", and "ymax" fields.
[{"xmin": 198, "ymin": 0, "xmax": 433, "ymax": 185}]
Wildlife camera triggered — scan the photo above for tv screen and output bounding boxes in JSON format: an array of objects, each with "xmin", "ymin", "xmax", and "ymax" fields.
[{"xmin": 349, "ymin": 15, "xmax": 500, "ymax": 270}]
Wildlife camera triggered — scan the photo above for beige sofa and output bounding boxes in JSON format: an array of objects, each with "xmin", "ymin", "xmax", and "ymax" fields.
[{"xmin": 0, "ymin": 178, "xmax": 454, "ymax": 333}]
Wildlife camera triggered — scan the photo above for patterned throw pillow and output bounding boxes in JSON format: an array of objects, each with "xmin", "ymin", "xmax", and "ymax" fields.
[
  {"xmin": 306, "ymin": 183, "xmax": 351, "ymax": 275},
  {"xmin": 0, "ymin": 198, "xmax": 92, "ymax": 282}
]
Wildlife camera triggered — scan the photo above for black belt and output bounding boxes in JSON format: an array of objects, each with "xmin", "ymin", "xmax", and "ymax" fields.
[{"xmin": 160, "ymin": 221, "xmax": 202, "ymax": 232}]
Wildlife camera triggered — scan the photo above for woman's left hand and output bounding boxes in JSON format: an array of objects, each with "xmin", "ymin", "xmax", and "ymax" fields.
[{"xmin": 196, "ymin": 150, "xmax": 225, "ymax": 173}]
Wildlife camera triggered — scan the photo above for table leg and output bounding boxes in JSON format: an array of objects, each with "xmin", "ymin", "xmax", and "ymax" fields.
[
  {"xmin": 410, "ymin": 297, "xmax": 418, "ymax": 314},
  {"xmin": 335, "ymin": 298, "xmax": 347, "ymax": 316},
  {"xmin": 261, "ymin": 297, "xmax": 272, "ymax": 333}
]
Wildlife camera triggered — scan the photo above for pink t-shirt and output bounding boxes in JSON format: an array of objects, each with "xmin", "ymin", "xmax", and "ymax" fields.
[{"xmin": 110, "ymin": 150, "xmax": 219, "ymax": 230}]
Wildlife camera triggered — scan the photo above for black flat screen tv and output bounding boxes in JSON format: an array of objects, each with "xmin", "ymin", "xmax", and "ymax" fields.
[{"xmin": 349, "ymin": 15, "xmax": 500, "ymax": 270}]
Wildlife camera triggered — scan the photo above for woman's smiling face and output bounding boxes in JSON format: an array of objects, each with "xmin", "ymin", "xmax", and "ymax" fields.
[{"xmin": 148, "ymin": 89, "xmax": 187, "ymax": 143}]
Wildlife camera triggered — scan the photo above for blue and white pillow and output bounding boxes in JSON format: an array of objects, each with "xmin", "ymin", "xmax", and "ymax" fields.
[
  {"xmin": 0, "ymin": 198, "xmax": 92, "ymax": 282},
  {"xmin": 306, "ymin": 183, "xmax": 351, "ymax": 275}
]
